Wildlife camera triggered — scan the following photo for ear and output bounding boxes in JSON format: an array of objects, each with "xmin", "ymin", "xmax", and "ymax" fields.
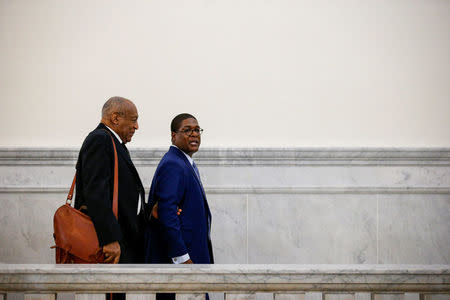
[
  {"xmin": 111, "ymin": 112, "xmax": 120, "ymax": 125},
  {"xmin": 171, "ymin": 132, "xmax": 176, "ymax": 144}
]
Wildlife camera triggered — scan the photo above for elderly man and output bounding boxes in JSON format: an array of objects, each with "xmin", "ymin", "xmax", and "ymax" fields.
[{"xmin": 74, "ymin": 96, "xmax": 146, "ymax": 265}]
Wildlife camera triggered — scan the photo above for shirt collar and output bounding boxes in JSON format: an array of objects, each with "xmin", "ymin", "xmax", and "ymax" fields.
[
  {"xmin": 104, "ymin": 124, "xmax": 122, "ymax": 143},
  {"xmin": 171, "ymin": 145, "xmax": 194, "ymax": 165}
]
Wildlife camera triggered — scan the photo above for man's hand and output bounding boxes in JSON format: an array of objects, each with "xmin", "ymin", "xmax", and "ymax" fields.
[
  {"xmin": 183, "ymin": 259, "xmax": 193, "ymax": 264},
  {"xmin": 151, "ymin": 202, "xmax": 182, "ymax": 219},
  {"xmin": 103, "ymin": 241, "xmax": 121, "ymax": 264}
]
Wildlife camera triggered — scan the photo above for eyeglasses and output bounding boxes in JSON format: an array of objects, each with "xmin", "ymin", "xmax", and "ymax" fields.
[{"xmin": 177, "ymin": 128, "xmax": 204, "ymax": 136}]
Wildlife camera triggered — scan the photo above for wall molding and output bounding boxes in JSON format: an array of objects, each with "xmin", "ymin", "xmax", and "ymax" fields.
[
  {"xmin": 1, "ymin": 186, "xmax": 449, "ymax": 195},
  {"xmin": 1, "ymin": 147, "xmax": 449, "ymax": 166}
]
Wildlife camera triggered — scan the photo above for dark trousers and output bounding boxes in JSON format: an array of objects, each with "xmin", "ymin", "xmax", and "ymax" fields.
[
  {"xmin": 108, "ymin": 294, "xmax": 124, "ymax": 300},
  {"xmin": 156, "ymin": 294, "xmax": 175, "ymax": 300}
]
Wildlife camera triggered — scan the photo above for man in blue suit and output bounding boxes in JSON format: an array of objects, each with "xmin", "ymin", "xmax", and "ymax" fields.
[{"xmin": 145, "ymin": 113, "xmax": 214, "ymax": 271}]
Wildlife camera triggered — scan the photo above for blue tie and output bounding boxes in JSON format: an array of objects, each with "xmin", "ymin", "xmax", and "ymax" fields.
[
  {"xmin": 193, "ymin": 161, "xmax": 211, "ymax": 238},
  {"xmin": 192, "ymin": 162, "xmax": 201, "ymax": 181}
]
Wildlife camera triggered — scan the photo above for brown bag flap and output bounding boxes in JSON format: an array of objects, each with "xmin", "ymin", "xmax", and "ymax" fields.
[{"xmin": 53, "ymin": 204, "xmax": 104, "ymax": 263}]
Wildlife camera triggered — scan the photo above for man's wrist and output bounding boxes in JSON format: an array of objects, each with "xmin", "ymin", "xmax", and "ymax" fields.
[{"xmin": 172, "ymin": 253, "xmax": 190, "ymax": 264}]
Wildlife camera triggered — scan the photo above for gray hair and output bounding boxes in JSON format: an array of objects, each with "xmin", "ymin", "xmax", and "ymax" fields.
[{"xmin": 101, "ymin": 96, "xmax": 131, "ymax": 118}]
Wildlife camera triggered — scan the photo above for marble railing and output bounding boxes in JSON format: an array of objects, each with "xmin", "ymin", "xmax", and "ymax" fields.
[{"xmin": 0, "ymin": 264, "xmax": 449, "ymax": 300}]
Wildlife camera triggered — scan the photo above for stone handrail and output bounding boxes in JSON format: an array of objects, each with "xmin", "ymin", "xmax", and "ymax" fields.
[{"xmin": 0, "ymin": 264, "xmax": 449, "ymax": 300}]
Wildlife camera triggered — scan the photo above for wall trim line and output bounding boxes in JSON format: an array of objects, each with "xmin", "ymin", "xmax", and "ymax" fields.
[
  {"xmin": 1, "ymin": 186, "xmax": 448, "ymax": 195},
  {"xmin": 0, "ymin": 147, "xmax": 449, "ymax": 166}
]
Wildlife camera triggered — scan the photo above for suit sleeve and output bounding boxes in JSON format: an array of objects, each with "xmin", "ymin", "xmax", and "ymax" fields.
[
  {"xmin": 81, "ymin": 133, "xmax": 122, "ymax": 246},
  {"xmin": 155, "ymin": 161, "xmax": 187, "ymax": 258}
]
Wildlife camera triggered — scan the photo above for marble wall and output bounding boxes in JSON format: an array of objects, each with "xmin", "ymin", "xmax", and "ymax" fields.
[{"xmin": 0, "ymin": 148, "xmax": 448, "ymax": 264}]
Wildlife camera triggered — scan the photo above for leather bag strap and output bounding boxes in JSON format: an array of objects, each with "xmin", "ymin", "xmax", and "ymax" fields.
[
  {"xmin": 66, "ymin": 131, "xmax": 119, "ymax": 220},
  {"xmin": 110, "ymin": 133, "xmax": 119, "ymax": 219}
]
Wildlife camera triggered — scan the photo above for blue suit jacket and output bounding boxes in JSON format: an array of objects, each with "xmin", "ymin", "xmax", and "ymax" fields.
[{"xmin": 145, "ymin": 146, "xmax": 214, "ymax": 264}]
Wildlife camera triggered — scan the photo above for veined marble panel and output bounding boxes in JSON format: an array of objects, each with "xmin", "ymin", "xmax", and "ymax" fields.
[
  {"xmin": 247, "ymin": 194, "xmax": 378, "ymax": 264},
  {"xmin": 2, "ymin": 165, "xmax": 449, "ymax": 191},
  {"xmin": 305, "ymin": 294, "xmax": 322, "ymax": 300},
  {"xmin": 373, "ymin": 295, "xmax": 403, "ymax": 300},
  {"xmin": 0, "ymin": 165, "xmax": 76, "ymax": 188},
  {"xmin": 324, "ymin": 294, "xmax": 354, "ymax": 300},
  {"xmin": 199, "ymin": 165, "xmax": 450, "ymax": 189},
  {"xmin": 0, "ymin": 148, "xmax": 449, "ymax": 265},
  {"xmin": 274, "ymin": 294, "xmax": 305, "ymax": 300},
  {"xmin": 208, "ymin": 194, "xmax": 247, "ymax": 264},
  {"xmin": 127, "ymin": 294, "xmax": 155, "ymax": 300},
  {"xmin": 225, "ymin": 294, "xmax": 255, "ymax": 300},
  {"xmin": 75, "ymin": 295, "xmax": 104, "ymax": 300},
  {"xmin": 176, "ymin": 294, "xmax": 205, "ymax": 300},
  {"xmin": 423, "ymin": 295, "xmax": 450, "ymax": 300},
  {"xmin": 1, "ymin": 148, "xmax": 449, "ymax": 192},
  {"xmin": 378, "ymin": 194, "xmax": 450, "ymax": 264},
  {"xmin": 24, "ymin": 295, "xmax": 55, "ymax": 300},
  {"xmin": 0, "ymin": 193, "xmax": 61, "ymax": 263}
]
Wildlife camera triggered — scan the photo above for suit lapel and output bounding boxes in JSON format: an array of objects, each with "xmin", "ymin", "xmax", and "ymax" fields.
[
  {"xmin": 170, "ymin": 147, "xmax": 212, "ymax": 228},
  {"xmin": 170, "ymin": 147, "xmax": 207, "ymax": 199}
]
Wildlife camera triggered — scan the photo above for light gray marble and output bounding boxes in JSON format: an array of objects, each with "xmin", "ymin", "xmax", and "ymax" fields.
[
  {"xmin": 404, "ymin": 294, "xmax": 420, "ymax": 300},
  {"xmin": 247, "ymin": 194, "xmax": 377, "ymax": 264},
  {"xmin": 0, "ymin": 193, "xmax": 62, "ymax": 263},
  {"xmin": 6, "ymin": 294, "xmax": 23, "ymax": 300},
  {"xmin": 305, "ymin": 293, "xmax": 322, "ymax": 300},
  {"xmin": 2, "ymin": 148, "xmax": 448, "ymax": 166},
  {"xmin": 423, "ymin": 295, "xmax": 450, "ymax": 300},
  {"xmin": 2, "ymin": 148, "xmax": 449, "ymax": 192},
  {"xmin": 274, "ymin": 294, "xmax": 304, "ymax": 300},
  {"xmin": 209, "ymin": 294, "xmax": 224, "ymax": 300},
  {"xmin": 75, "ymin": 295, "xmax": 104, "ymax": 300},
  {"xmin": 24, "ymin": 295, "xmax": 55, "ymax": 300},
  {"xmin": 373, "ymin": 295, "xmax": 403, "ymax": 300},
  {"xmin": 254, "ymin": 294, "xmax": 272, "ymax": 300},
  {"xmin": 0, "ymin": 264, "xmax": 449, "ymax": 292},
  {"xmin": 225, "ymin": 295, "xmax": 255, "ymax": 300},
  {"xmin": 200, "ymin": 165, "xmax": 450, "ymax": 190},
  {"xmin": 0, "ymin": 148, "xmax": 449, "ymax": 265},
  {"xmin": 354, "ymin": 294, "xmax": 370, "ymax": 300},
  {"xmin": 378, "ymin": 194, "xmax": 450, "ymax": 264},
  {"xmin": 127, "ymin": 294, "xmax": 155, "ymax": 300},
  {"xmin": 56, "ymin": 294, "xmax": 75, "ymax": 300},
  {"xmin": 176, "ymin": 294, "xmax": 205, "ymax": 300},
  {"xmin": 324, "ymin": 295, "xmax": 353, "ymax": 300},
  {"xmin": 208, "ymin": 194, "xmax": 247, "ymax": 264},
  {"xmin": 0, "ymin": 165, "xmax": 76, "ymax": 188}
]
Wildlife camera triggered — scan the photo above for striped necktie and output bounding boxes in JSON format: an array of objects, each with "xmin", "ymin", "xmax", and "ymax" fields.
[
  {"xmin": 193, "ymin": 161, "xmax": 211, "ymax": 238},
  {"xmin": 192, "ymin": 162, "xmax": 201, "ymax": 181}
]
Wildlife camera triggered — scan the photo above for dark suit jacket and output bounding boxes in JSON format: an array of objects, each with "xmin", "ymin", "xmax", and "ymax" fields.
[
  {"xmin": 74, "ymin": 123, "xmax": 146, "ymax": 263},
  {"xmin": 145, "ymin": 146, "xmax": 214, "ymax": 264}
]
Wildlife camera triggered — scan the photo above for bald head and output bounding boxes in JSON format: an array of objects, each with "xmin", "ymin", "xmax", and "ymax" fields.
[
  {"xmin": 102, "ymin": 96, "xmax": 134, "ymax": 119},
  {"xmin": 101, "ymin": 96, "xmax": 139, "ymax": 144}
]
